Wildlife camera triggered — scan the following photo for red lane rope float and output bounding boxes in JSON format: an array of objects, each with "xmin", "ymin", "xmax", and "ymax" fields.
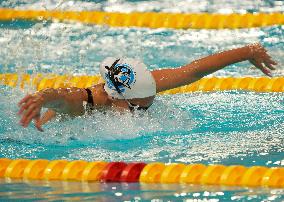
[
  {"xmin": 0, "ymin": 158, "xmax": 283, "ymax": 188},
  {"xmin": 1, "ymin": 74, "xmax": 284, "ymax": 93},
  {"xmin": 100, "ymin": 162, "xmax": 127, "ymax": 182},
  {"xmin": 121, "ymin": 162, "xmax": 147, "ymax": 182},
  {"xmin": 0, "ymin": 8, "xmax": 283, "ymax": 29}
]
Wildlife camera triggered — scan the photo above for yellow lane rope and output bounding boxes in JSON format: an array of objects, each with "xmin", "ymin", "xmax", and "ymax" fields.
[
  {"xmin": 0, "ymin": 74, "xmax": 284, "ymax": 93},
  {"xmin": 0, "ymin": 158, "xmax": 283, "ymax": 187},
  {"xmin": 0, "ymin": 8, "xmax": 283, "ymax": 29}
]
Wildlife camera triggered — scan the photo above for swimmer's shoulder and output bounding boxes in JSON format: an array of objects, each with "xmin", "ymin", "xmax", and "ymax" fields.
[{"xmin": 89, "ymin": 83, "xmax": 111, "ymax": 106}]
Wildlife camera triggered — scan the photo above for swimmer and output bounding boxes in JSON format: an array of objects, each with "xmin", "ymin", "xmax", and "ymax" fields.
[{"xmin": 18, "ymin": 43, "xmax": 277, "ymax": 131}]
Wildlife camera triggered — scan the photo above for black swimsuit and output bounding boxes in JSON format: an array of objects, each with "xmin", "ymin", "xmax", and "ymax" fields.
[
  {"xmin": 85, "ymin": 88, "xmax": 94, "ymax": 106},
  {"xmin": 85, "ymin": 88, "xmax": 150, "ymax": 112}
]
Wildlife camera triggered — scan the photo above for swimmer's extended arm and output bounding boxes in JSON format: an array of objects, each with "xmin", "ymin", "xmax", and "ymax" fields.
[
  {"xmin": 18, "ymin": 87, "xmax": 88, "ymax": 129},
  {"xmin": 152, "ymin": 43, "xmax": 277, "ymax": 92}
]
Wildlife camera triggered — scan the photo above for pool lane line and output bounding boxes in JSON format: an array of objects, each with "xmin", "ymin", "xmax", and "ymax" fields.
[
  {"xmin": 0, "ymin": 158, "xmax": 283, "ymax": 187},
  {"xmin": 1, "ymin": 74, "xmax": 284, "ymax": 93},
  {"xmin": 0, "ymin": 8, "xmax": 283, "ymax": 29}
]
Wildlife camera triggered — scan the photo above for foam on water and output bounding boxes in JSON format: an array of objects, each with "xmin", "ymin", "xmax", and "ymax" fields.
[
  {"xmin": 0, "ymin": 86, "xmax": 283, "ymax": 165},
  {"xmin": 0, "ymin": 1, "xmax": 284, "ymax": 201},
  {"xmin": 1, "ymin": 21, "xmax": 284, "ymax": 76},
  {"xmin": 0, "ymin": 86, "xmax": 195, "ymax": 144},
  {"xmin": 65, "ymin": 92, "xmax": 284, "ymax": 164},
  {"xmin": 0, "ymin": 6, "xmax": 283, "ymax": 165}
]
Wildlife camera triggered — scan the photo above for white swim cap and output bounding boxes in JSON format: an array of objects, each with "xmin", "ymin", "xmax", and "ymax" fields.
[{"xmin": 100, "ymin": 57, "xmax": 156, "ymax": 99}]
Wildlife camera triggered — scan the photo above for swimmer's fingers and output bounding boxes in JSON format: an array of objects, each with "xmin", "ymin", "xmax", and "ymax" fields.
[
  {"xmin": 20, "ymin": 106, "xmax": 36, "ymax": 127},
  {"xmin": 34, "ymin": 115, "xmax": 44, "ymax": 132},
  {"xmin": 22, "ymin": 108, "xmax": 40, "ymax": 128},
  {"xmin": 262, "ymin": 51, "xmax": 277, "ymax": 69},
  {"xmin": 267, "ymin": 57, "xmax": 277, "ymax": 65},
  {"xmin": 18, "ymin": 98, "xmax": 35, "ymax": 115},
  {"xmin": 18, "ymin": 94, "xmax": 32, "ymax": 106},
  {"xmin": 264, "ymin": 56, "xmax": 278, "ymax": 70},
  {"xmin": 250, "ymin": 59, "xmax": 272, "ymax": 77},
  {"xmin": 23, "ymin": 109, "xmax": 40, "ymax": 128},
  {"xmin": 20, "ymin": 104, "xmax": 39, "ymax": 127},
  {"xmin": 250, "ymin": 44, "xmax": 277, "ymax": 70},
  {"xmin": 264, "ymin": 60, "xmax": 276, "ymax": 70}
]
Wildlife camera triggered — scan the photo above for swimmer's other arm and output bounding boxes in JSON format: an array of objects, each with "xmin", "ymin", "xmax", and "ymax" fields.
[
  {"xmin": 18, "ymin": 87, "xmax": 88, "ymax": 131},
  {"xmin": 152, "ymin": 43, "xmax": 277, "ymax": 92}
]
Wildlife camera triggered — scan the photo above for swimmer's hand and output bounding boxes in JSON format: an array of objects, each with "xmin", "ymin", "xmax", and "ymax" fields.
[
  {"xmin": 248, "ymin": 43, "xmax": 277, "ymax": 77},
  {"xmin": 18, "ymin": 93, "xmax": 44, "ymax": 131},
  {"xmin": 18, "ymin": 87, "xmax": 87, "ymax": 131}
]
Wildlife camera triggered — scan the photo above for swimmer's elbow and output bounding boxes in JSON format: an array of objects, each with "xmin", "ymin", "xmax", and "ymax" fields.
[
  {"xmin": 184, "ymin": 63, "xmax": 209, "ymax": 80},
  {"xmin": 180, "ymin": 64, "xmax": 204, "ymax": 83},
  {"xmin": 48, "ymin": 88, "xmax": 85, "ymax": 115},
  {"xmin": 191, "ymin": 71, "xmax": 205, "ymax": 81}
]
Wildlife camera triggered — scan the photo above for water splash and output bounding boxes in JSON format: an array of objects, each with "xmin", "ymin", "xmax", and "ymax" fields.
[
  {"xmin": 0, "ymin": 87, "xmax": 195, "ymax": 145},
  {"xmin": 0, "ymin": 86, "xmax": 283, "ymax": 166},
  {"xmin": 2, "ymin": 0, "xmax": 284, "ymax": 13},
  {"xmin": 0, "ymin": 21, "xmax": 283, "ymax": 76},
  {"xmin": 0, "ymin": 0, "xmax": 283, "ymax": 165}
]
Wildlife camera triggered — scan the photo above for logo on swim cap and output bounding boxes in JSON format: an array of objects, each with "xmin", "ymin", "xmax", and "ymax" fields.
[{"xmin": 105, "ymin": 59, "xmax": 136, "ymax": 94}]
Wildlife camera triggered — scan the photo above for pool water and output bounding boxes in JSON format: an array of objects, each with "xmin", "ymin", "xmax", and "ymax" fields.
[{"xmin": 0, "ymin": 0, "xmax": 284, "ymax": 201}]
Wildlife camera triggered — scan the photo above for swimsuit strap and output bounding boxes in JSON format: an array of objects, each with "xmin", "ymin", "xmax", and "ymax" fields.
[
  {"xmin": 85, "ymin": 88, "xmax": 94, "ymax": 106},
  {"xmin": 85, "ymin": 88, "xmax": 95, "ymax": 112},
  {"xmin": 84, "ymin": 87, "xmax": 150, "ymax": 112}
]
